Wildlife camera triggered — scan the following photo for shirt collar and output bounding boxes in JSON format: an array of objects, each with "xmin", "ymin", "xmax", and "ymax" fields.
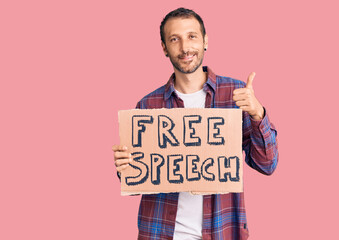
[{"xmin": 164, "ymin": 66, "xmax": 217, "ymax": 100}]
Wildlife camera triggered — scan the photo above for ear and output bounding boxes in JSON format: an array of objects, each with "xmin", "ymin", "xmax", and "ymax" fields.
[
  {"xmin": 161, "ymin": 42, "xmax": 168, "ymax": 57},
  {"xmin": 203, "ymin": 34, "xmax": 208, "ymax": 50}
]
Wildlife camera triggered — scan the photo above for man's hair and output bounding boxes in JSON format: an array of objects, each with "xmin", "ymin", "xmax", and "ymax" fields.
[{"xmin": 160, "ymin": 7, "xmax": 206, "ymax": 45}]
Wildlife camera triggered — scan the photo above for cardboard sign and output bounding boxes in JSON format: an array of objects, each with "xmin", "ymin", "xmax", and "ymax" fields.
[{"xmin": 118, "ymin": 108, "xmax": 243, "ymax": 195}]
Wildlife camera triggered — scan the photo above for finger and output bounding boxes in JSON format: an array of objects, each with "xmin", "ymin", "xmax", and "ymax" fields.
[
  {"xmin": 233, "ymin": 88, "xmax": 247, "ymax": 95},
  {"xmin": 112, "ymin": 145, "xmax": 127, "ymax": 152},
  {"xmin": 235, "ymin": 100, "xmax": 248, "ymax": 107},
  {"xmin": 116, "ymin": 164, "xmax": 129, "ymax": 173},
  {"xmin": 246, "ymin": 72, "xmax": 256, "ymax": 89},
  {"xmin": 233, "ymin": 93, "xmax": 249, "ymax": 101},
  {"xmin": 233, "ymin": 89, "xmax": 252, "ymax": 100},
  {"xmin": 115, "ymin": 158, "xmax": 132, "ymax": 167},
  {"xmin": 239, "ymin": 106, "xmax": 250, "ymax": 112},
  {"xmin": 114, "ymin": 152, "xmax": 131, "ymax": 160}
]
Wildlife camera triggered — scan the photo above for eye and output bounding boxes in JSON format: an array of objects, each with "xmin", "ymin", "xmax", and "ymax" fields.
[
  {"xmin": 170, "ymin": 37, "xmax": 178, "ymax": 42},
  {"xmin": 190, "ymin": 35, "xmax": 197, "ymax": 39}
]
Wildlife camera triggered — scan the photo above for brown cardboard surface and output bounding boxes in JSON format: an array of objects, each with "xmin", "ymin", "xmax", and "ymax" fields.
[{"xmin": 118, "ymin": 108, "xmax": 243, "ymax": 196}]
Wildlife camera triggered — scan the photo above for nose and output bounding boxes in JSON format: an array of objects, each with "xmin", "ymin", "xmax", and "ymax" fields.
[{"xmin": 180, "ymin": 39, "xmax": 190, "ymax": 53}]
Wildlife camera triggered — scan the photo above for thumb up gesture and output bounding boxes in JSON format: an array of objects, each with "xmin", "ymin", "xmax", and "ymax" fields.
[{"xmin": 232, "ymin": 72, "xmax": 264, "ymax": 120}]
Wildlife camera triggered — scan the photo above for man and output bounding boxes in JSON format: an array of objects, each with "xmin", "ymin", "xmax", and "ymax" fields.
[{"xmin": 113, "ymin": 7, "xmax": 278, "ymax": 240}]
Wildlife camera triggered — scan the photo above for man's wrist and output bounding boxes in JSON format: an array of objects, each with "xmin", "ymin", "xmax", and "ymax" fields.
[{"xmin": 250, "ymin": 106, "xmax": 265, "ymax": 120}]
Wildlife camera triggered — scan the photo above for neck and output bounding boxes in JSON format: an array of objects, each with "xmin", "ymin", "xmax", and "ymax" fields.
[{"xmin": 173, "ymin": 66, "xmax": 207, "ymax": 94}]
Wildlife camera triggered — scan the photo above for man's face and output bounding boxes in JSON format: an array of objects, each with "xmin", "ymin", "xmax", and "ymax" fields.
[{"xmin": 162, "ymin": 17, "xmax": 208, "ymax": 74}]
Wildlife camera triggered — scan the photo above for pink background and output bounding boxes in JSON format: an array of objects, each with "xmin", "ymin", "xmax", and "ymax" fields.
[{"xmin": 1, "ymin": 0, "xmax": 338, "ymax": 239}]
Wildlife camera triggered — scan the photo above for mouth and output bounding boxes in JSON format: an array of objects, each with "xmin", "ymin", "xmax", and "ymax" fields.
[{"xmin": 179, "ymin": 54, "xmax": 196, "ymax": 62}]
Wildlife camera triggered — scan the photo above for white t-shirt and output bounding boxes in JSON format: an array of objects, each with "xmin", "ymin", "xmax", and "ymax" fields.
[{"xmin": 173, "ymin": 88, "xmax": 206, "ymax": 240}]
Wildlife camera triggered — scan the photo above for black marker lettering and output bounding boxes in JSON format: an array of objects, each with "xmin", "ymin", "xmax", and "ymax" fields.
[
  {"xmin": 150, "ymin": 153, "xmax": 165, "ymax": 185},
  {"xmin": 158, "ymin": 115, "xmax": 179, "ymax": 148},
  {"xmin": 218, "ymin": 156, "xmax": 240, "ymax": 182},
  {"xmin": 186, "ymin": 155, "xmax": 201, "ymax": 181},
  {"xmin": 183, "ymin": 115, "xmax": 202, "ymax": 147},
  {"xmin": 201, "ymin": 157, "xmax": 215, "ymax": 181},
  {"xmin": 167, "ymin": 154, "xmax": 183, "ymax": 184},
  {"xmin": 125, "ymin": 152, "xmax": 149, "ymax": 186},
  {"xmin": 207, "ymin": 117, "xmax": 225, "ymax": 145},
  {"xmin": 132, "ymin": 115, "xmax": 153, "ymax": 147}
]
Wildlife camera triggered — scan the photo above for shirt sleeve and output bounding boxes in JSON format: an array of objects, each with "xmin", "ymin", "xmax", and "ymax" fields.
[
  {"xmin": 242, "ymin": 107, "xmax": 279, "ymax": 175},
  {"xmin": 135, "ymin": 101, "xmax": 141, "ymax": 109}
]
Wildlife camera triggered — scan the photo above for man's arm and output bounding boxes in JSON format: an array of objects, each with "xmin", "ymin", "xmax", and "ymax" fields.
[
  {"xmin": 233, "ymin": 72, "xmax": 278, "ymax": 175},
  {"xmin": 242, "ymin": 109, "xmax": 278, "ymax": 175}
]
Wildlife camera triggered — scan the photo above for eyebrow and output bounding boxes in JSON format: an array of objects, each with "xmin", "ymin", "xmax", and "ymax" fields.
[{"xmin": 168, "ymin": 31, "xmax": 199, "ymax": 39}]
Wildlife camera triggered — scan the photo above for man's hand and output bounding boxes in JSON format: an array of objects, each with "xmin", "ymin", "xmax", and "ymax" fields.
[
  {"xmin": 232, "ymin": 72, "xmax": 264, "ymax": 120},
  {"xmin": 112, "ymin": 145, "xmax": 132, "ymax": 174}
]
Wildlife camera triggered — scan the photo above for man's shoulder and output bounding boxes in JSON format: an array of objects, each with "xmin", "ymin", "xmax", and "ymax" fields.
[{"xmin": 136, "ymin": 84, "xmax": 167, "ymax": 109}]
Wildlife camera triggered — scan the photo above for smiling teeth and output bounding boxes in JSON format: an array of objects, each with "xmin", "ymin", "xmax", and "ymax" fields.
[{"xmin": 181, "ymin": 54, "xmax": 194, "ymax": 58}]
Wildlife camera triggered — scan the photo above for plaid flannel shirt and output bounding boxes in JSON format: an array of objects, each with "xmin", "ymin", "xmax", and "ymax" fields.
[{"xmin": 133, "ymin": 66, "xmax": 278, "ymax": 240}]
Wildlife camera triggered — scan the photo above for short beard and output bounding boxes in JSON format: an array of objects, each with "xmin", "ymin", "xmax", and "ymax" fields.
[{"xmin": 169, "ymin": 51, "xmax": 204, "ymax": 74}]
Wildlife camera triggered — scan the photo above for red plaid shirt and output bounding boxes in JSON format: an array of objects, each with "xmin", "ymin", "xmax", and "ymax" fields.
[{"xmin": 134, "ymin": 66, "xmax": 278, "ymax": 240}]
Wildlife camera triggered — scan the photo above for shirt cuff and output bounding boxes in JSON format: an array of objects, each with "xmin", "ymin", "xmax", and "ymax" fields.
[{"xmin": 249, "ymin": 107, "xmax": 271, "ymax": 132}]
